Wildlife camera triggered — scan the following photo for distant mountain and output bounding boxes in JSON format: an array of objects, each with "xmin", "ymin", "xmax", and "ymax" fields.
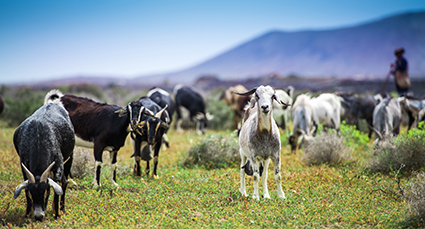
[{"xmin": 138, "ymin": 11, "xmax": 425, "ymax": 84}]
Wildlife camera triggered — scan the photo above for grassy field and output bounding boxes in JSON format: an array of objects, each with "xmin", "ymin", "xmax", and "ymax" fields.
[{"xmin": 0, "ymin": 121, "xmax": 418, "ymax": 228}]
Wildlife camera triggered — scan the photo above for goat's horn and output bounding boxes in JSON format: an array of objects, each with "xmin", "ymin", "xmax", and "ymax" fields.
[
  {"xmin": 142, "ymin": 107, "xmax": 155, "ymax": 118},
  {"xmin": 298, "ymin": 129, "xmax": 307, "ymax": 136},
  {"xmin": 233, "ymin": 87, "xmax": 257, "ymax": 96},
  {"xmin": 367, "ymin": 123, "xmax": 383, "ymax": 140},
  {"xmin": 21, "ymin": 163, "xmax": 35, "ymax": 183},
  {"xmin": 40, "ymin": 162, "xmax": 56, "ymax": 183},
  {"xmin": 155, "ymin": 105, "xmax": 168, "ymax": 119}
]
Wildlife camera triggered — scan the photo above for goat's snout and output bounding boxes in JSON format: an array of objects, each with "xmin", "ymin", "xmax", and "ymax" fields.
[
  {"xmin": 261, "ymin": 105, "xmax": 270, "ymax": 113},
  {"xmin": 130, "ymin": 120, "xmax": 138, "ymax": 130},
  {"xmin": 34, "ymin": 208, "xmax": 45, "ymax": 221}
]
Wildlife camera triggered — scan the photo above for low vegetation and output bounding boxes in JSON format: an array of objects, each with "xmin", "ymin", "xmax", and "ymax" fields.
[
  {"xmin": 1, "ymin": 87, "xmax": 425, "ymax": 227},
  {"xmin": 183, "ymin": 133, "xmax": 239, "ymax": 169},
  {"xmin": 406, "ymin": 172, "xmax": 425, "ymax": 221},
  {"xmin": 368, "ymin": 122, "xmax": 425, "ymax": 174},
  {"xmin": 303, "ymin": 131, "xmax": 352, "ymax": 166}
]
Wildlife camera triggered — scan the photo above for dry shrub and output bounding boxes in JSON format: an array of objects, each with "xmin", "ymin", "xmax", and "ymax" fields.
[
  {"xmin": 406, "ymin": 172, "xmax": 425, "ymax": 220},
  {"xmin": 183, "ymin": 134, "xmax": 239, "ymax": 169},
  {"xmin": 303, "ymin": 132, "xmax": 351, "ymax": 166},
  {"xmin": 368, "ymin": 128, "xmax": 425, "ymax": 173},
  {"xmin": 71, "ymin": 147, "xmax": 94, "ymax": 178}
]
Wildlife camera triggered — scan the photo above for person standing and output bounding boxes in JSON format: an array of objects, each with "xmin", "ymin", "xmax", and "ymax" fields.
[{"xmin": 390, "ymin": 47, "xmax": 410, "ymax": 96}]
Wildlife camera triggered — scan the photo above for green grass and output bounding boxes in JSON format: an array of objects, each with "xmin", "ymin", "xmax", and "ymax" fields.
[{"xmin": 0, "ymin": 122, "xmax": 420, "ymax": 228}]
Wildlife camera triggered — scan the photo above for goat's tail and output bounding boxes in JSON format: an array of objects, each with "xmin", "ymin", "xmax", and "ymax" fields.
[{"xmin": 44, "ymin": 89, "xmax": 64, "ymax": 105}]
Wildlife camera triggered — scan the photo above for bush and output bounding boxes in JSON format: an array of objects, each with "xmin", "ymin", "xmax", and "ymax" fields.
[
  {"xmin": 71, "ymin": 147, "xmax": 93, "ymax": 178},
  {"xmin": 59, "ymin": 83, "xmax": 107, "ymax": 102},
  {"xmin": 0, "ymin": 87, "xmax": 45, "ymax": 127},
  {"xmin": 339, "ymin": 121, "xmax": 370, "ymax": 150},
  {"xmin": 205, "ymin": 97, "xmax": 233, "ymax": 130},
  {"xmin": 183, "ymin": 134, "xmax": 239, "ymax": 169},
  {"xmin": 303, "ymin": 131, "xmax": 352, "ymax": 166},
  {"xmin": 406, "ymin": 172, "xmax": 425, "ymax": 220},
  {"xmin": 369, "ymin": 122, "xmax": 425, "ymax": 173}
]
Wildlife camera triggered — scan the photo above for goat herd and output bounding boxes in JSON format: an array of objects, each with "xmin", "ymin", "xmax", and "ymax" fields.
[{"xmin": 11, "ymin": 83, "xmax": 425, "ymax": 221}]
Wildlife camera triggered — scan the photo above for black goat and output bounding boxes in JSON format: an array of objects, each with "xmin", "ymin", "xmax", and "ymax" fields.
[
  {"xmin": 13, "ymin": 101, "xmax": 75, "ymax": 221},
  {"xmin": 45, "ymin": 89, "xmax": 152, "ymax": 188},
  {"xmin": 131, "ymin": 97, "xmax": 169, "ymax": 178}
]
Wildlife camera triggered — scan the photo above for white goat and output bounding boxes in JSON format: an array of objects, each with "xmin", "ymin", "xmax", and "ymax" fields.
[
  {"xmin": 289, "ymin": 94, "xmax": 316, "ymax": 153},
  {"xmin": 272, "ymin": 86, "xmax": 294, "ymax": 133},
  {"xmin": 310, "ymin": 93, "xmax": 341, "ymax": 131},
  {"xmin": 234, "ymin": 85, "xmax": 289, "ymax": 200}
]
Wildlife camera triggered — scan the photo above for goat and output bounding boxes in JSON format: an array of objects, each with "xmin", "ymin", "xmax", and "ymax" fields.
[
  {"xmin": 272, "ymin": 86, "xmax": 294, "ymax": 132},
  {"xmin": 174, "ymin": 85, "xmax": 213, "ymax": 134},
  {"xmin": 147, "ymin": 87, "xmax": 176, "ymax": 124},
  {"xmin": 288, "ymin": 94, "xmax": 317, "ymax": 153},
  {"xmin": 398, "ymin": 95, "xmax": 425, "ymax": 130},
  {"xmin": 45, "ymin": 89, "xmax": 152, "ymax": 188},
  {"xmin": 221, "ymin": 84, "xmax": 251, "ymax": 130},
  {"xmin": 372, "ymin": 95, "xmax": 402, "ymax": 142},
  {"xmin": 13, "ymin": 99, "xmax": 75, "ymax": 220},
  {"xmin": 234, "ymin": 85, "xmax": 289, "ymax": 200},
  {"xmin": 131, "ymin": 97, "xmax": 169, "ymax": 178},
  {"xmin": 338, "ymin": 92, "xmax": 376, "ymax": 138},
  {"xmin": 147, "ymin": 87, "xmax": 175, "ymax": 147},
  {"xmin": 310, "ymin": 93, "xmax": 341, "ymax": 132}
]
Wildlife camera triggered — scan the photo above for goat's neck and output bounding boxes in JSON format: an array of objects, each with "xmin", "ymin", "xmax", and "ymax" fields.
[{"xmin": 257, "ymin": 111, "xmax": 272, "ymax": 132}]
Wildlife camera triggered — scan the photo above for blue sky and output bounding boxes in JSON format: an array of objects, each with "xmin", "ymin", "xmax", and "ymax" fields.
[{"xmin": 1, "ymin": 0, "xmax": 424, "ymax": 84}]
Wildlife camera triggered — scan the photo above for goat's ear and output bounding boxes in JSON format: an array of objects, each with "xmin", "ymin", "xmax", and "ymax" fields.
[
  {"xmin": 286, "ymin": 86, "xmax": 294, "ymax": 98},
  {"xmin": 233, "ymin": 87, "xmax": 257, "ymax": 96},
  {"xmin": 206, "ymin": 113, "xmax": 214, "ymax": 121},
  {"xmin": 273, "ymin": 94, "xmax": 291, "ymax": 107},
  {"xmin": 142, "ymin": 107, "xmax": 155, "ymax": 118},
  {"xmin": 116, "ymin": 107, "xmax": 128, "ymax": 117},
  {"xmin": 195, "ymin": 112, "xmax": 204, "ymax": 120}
]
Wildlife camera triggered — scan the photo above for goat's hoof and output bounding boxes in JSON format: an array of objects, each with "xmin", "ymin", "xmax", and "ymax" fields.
[
  {"xmin": 278, "ymin": 193, "xmax": 286, "ymax": 199},
  {"xmin": 252, "ymin": 194, "xmax": 260, "ymax": 201},
  {"xmin": 112, "ymin": 182, "xmax": 119, "ymax": 189},
  {"xmin": 263, "ymin": 194, "xmax": 271, "ymax": 199},
  {"xmin": 153, "ymin": 174, "xmax": 159, "ymax": 179},
  {"xmin": 67, "ymin": 178, "xmax": 78, "ymax": 187},
  {"xmin": 92, "ymin": 181, "xmax": 101, "ymax": 189},
  {"xmin": 239, "ymin": 188, "xmax": 246, "ymax": 196}
]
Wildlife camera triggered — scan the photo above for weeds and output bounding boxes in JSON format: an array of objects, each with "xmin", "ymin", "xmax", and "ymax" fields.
[
  {"xmin": 406, "ymin": 172, "xmax": 425, "ymax": 220},
  {"xmin": 303, "ymin": 131, "xmax": 352, "ymax": 166},
  {"xmin": 183, "ymin": 133, "xmax": 239, "ymax": 169},
  {"xmin": 369, "ymin": 122, "xmax": 425, "ymax": 173},
  {"xmin": 71, "ymin": 147, "xmax": 93, "ymax": 178}
]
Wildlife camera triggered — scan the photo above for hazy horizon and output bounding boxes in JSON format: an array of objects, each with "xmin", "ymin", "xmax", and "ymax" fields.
[{"xmin": 1, "ymin": 0, "xmax": 425, "ymax": 84}]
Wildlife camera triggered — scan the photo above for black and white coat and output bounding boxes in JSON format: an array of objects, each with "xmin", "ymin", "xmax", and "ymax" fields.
[
  {"xmin": 13, "ymin": 101, "xmax": 75, "ymax": 220},
  {"xmin": 131, "ymin": 97, "xmax": 169, "ymax": 178}
]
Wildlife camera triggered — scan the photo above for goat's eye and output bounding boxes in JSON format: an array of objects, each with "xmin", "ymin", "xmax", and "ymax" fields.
[{"xmin": 255, "ymin": 93, "xmax": 259, "ymax": 99}]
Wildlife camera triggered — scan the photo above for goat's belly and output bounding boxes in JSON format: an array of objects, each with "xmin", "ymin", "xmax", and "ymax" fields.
[{"xmin": 75, "ymin": 136, "xmax": 113, "ymax": 151}]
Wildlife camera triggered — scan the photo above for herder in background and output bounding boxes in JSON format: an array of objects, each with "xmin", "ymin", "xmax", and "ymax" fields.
[{"xmin": 390, "ymin": 47, "xmax": 410, "ymax": 96}]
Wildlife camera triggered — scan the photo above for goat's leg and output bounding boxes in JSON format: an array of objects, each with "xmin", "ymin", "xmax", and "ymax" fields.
[
  {"xmin": 25, "ymin": 190, "xmax": 32, "ymax": 217},
  {"xmin": 273, "ymin": 155, "xmax": 286, "ymax": 199},
  {"xmin": 60, "ymin": 157, "xmax": 72, "ymax": 215},
  {"xmin": 152, "ymin": 143, "xmax": 161, "ymax": 179},
  {"xmin": 262, "ymin": 159, "xmax": 270, "ymax": 199},
  {"xmin": 251, "ymin": 159, "xmax": 261, "ymax": 201},
  {"xmin": 239, "ymin": 153, "xmax": 247, "ymax": 197},
  {"xmin": 110, "ymin": 150, "xmax": 119, "ymax": 188},
  {"xmin": 131, "ymin": 135, "xmax": 143, "ymax": 176},
  {"xmin": 92, "ymin": 144, "xmax": 105, "ymax": 188}
]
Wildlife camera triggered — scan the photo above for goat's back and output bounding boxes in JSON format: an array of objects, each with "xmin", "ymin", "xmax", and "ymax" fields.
[{"xmin": 13, "ymin": 103, "xmax": 75, "ymax": 176}]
